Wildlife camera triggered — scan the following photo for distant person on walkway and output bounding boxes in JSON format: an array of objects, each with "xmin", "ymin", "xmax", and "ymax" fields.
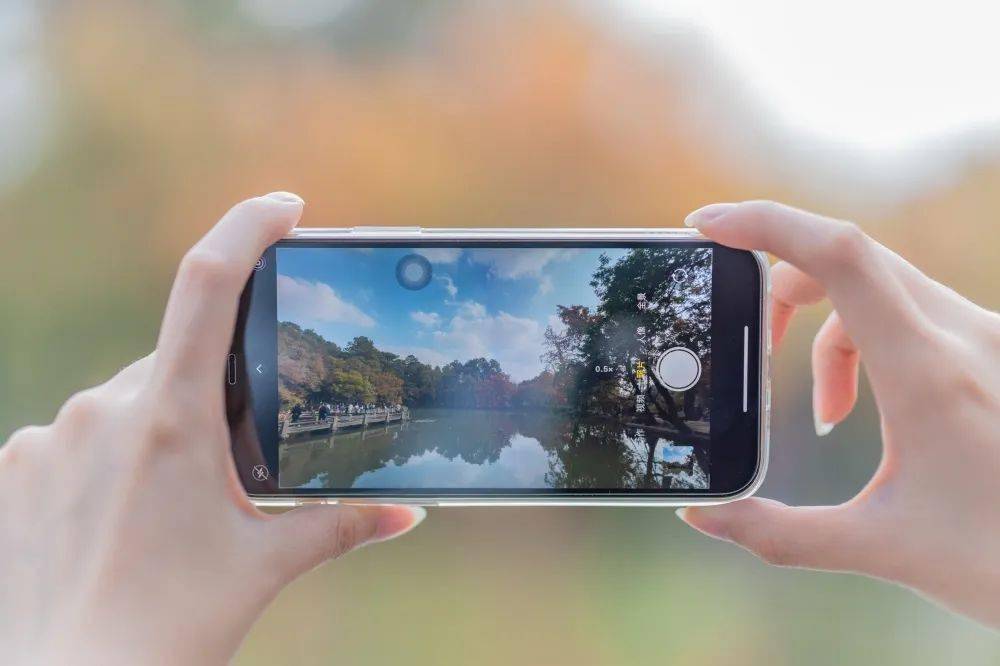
[{"xmin": 290, "ymin": 403, "xmax": 302, "ymax": 423}]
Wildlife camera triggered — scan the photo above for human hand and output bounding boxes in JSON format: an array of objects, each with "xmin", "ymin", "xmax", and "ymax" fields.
[
  {"xmin": 679, "ymin": 201, "xmax": 1000, "ymax": 628},
  {"xmin": 0, "ymin": 193, "xmax": 425, "ymax": 665}
]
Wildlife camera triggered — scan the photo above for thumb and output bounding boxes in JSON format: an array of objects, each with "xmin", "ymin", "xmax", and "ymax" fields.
[
  {"xmin": 268, "ymin": 504, "xmax": 426, "ymax": 578},
  {"xmin": 677, "ymin": 498, "xmax": 867, "ymax": 572}
]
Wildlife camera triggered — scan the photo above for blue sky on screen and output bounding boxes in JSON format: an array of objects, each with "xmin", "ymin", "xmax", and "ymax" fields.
[{"xmin": 276, "ymin": 246, "xmax": 628, "ymax": 382}]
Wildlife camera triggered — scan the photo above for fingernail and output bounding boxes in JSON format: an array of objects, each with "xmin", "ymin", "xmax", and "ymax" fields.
[
  {"xmin": 408, "ymin": 505, "xmax": 427, "ymax": 526},
  {"xmin": 263, "ymin": 191, "xmax": 304, "ymax": 205},
  {"xmin": 685, "ymin": 203, "xmax": 737, "ymax": 228},
  {"xmin": 814, "ymin": 411, "xmax": 834, "ymax": 437},
  {"xmin": 373, "ymin": 505, "xmax": 427, "ymax": 543}
]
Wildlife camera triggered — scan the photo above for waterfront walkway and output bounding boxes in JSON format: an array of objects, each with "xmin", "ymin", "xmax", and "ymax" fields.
[{"xmin": 280, "ymin": 408, "xmax": 409, "ymax": 440}]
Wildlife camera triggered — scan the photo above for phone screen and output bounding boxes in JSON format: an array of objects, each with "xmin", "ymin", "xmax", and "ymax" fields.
[{"xmin": 229, "ymin": 238, "xmax": 765, "ymax": 499}]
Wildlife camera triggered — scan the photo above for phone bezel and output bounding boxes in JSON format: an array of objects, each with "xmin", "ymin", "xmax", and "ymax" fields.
[{"xmin": 227, "ymin": 227, "xmax": 770, "ymax": 507}]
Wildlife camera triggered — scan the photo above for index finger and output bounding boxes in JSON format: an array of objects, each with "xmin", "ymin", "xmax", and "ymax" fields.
[
  {"xmin": 685, "ymin": 201, "xmax": 928, "ymax": 359},
  {"xmin": 155, "ymin": 192, "xmax": 304, "ymax": 389}
]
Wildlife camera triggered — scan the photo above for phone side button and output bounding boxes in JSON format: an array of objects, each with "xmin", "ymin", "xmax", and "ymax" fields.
[
  {"xmin": 227, "ymin": 353, "xmax": 237, "ymax": 385},
  {"xmin": 350, "ymin": 226, "xmax": 422, "ymax": 234},
  {"xmin": 287, "ymin": 498, "xmax": 332, "ymax": 506}
]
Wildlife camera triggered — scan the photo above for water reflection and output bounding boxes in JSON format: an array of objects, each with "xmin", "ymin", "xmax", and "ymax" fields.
[{"xmin": 280, "ymin": 409, "xmax": 708, "ymax": 490}]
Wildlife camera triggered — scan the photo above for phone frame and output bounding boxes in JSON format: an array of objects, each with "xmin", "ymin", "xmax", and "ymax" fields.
[{"xmin": 230, "ymin": 226, "xmax": 771, "ymax": 507}]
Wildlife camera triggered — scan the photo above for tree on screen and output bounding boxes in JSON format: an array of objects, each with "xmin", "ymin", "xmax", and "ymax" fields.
[{"xmin": 542, "ymin": 247, "xmax": 712, "ymax": 429}]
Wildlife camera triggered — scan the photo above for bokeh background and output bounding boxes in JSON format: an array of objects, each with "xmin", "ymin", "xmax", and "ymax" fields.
[{"xmin": 2, "ymin": 1, "xmax": 999, "ymax": 663}]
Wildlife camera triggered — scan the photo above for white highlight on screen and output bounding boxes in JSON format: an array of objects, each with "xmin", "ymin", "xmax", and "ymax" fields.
[{"xmin": 742, "ymin": 325, "xmax": 749, "ymax": 413}]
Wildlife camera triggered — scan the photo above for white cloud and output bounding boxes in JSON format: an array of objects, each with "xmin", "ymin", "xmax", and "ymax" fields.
[
  {"xmin": 381, "ymin": 344, "xmax": 451, "ymax": 368},
  {"xmin": 456, "ymin": 300, "xmax": 486, "ymax": 319},
  {"xmin": 468, "ymin": 248, "xmax": 578, "ymax": 279},
  {"xmin": 352, "ymin": 434, "xmax": 550, "ymax": 488},
  {"xmin": 537, "ymin": 275, "xmax": 554, "ymax": 296},
  {"xmin": 415, "ymin": 248, "xmax": 462, "ymax": 263},
  {"xmin": 431, "ymin": 303, "xmax": 546, "ymax": 381},
  {"xmin": 277, "ymin": 275, "xmax": 375, "ymax": 327},
  {"xmin": 437, "ymin": 275, "xmax": 458, "ymax": 298},
  {"xmin": 410, "ymin": 310, "xmax": 441, "ymax": 328}
]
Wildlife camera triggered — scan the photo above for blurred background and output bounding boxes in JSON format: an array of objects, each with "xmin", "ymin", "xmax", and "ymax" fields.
[{"xmin": 2, "ymin": 0, "xmax": 999, "ymax": 663}]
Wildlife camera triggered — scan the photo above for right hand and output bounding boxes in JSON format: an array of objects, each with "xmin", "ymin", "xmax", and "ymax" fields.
[{"xmin": 679, "ymin": 201, "xmax": 1000, "ymax": 628}]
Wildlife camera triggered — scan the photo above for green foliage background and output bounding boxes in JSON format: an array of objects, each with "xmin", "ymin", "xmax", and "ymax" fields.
[{"xmin": 2, "ymin": 2, "xmax": 999, "ymax": 664}]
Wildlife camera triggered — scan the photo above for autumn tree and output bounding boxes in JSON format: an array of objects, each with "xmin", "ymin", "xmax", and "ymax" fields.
[{"xmin": 542, "ymin": 248, "xmax": 712, "ymax": 429}]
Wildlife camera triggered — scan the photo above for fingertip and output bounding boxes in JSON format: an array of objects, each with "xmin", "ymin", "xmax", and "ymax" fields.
[
  {"xmin": 814, "ymin": 410, "xmax": 835, "ymax": 437},
  {"xmin": 811, "ymin": 311, "xmax": 860, "ymax": 435},
  {"xmin": 372, "ymin": 505, "xmax": 427, "ymax": 543},
  {"xmin": 675, "ymin": 505, "xmax": 731, "ymax": 541},
  {"xmin": 214, "ymin": 192, "xmax": 304, "ymax": 244},
  {"xmin": 812, "ymin": 381, "xmax": 837, "ymax": 437},
  {"xmin": 247, "ymin": 191, "xmax": 305, "ymax": 239},
  {"xmin": 257, "ymin": 192, "xmax": 305, "ymax": 229},
  {"xmin": 684, "ymin": 202, "xmax": 738, "ymax": 228}
]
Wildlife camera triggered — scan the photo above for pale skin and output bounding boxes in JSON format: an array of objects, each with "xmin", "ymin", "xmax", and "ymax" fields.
[
  {"xmin": 0, "ymin": 193, "xmax": 425, "ymax": 665},
  {"xmin": 680, "ymin": 201, "xmax": 1000, "ymax": 629},
  {"xmin": 1, "ymin": 196, "xmax": 997, "ymax": 664}
]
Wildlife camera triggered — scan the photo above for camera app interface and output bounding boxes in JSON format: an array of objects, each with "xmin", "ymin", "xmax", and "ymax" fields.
[{"xmin": 275, "ymin": 245, "xmax": 712, "ymax": 491}]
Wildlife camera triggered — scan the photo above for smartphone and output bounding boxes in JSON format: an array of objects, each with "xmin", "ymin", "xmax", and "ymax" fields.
[{"xmin": 226, "ymin": 227, "xmax": 770, "ymax": 506}]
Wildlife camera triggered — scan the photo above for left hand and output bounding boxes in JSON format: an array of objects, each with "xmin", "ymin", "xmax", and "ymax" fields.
[{"xmin": 0, "ymin": 192, "xmax": 425, "ymax": 665}]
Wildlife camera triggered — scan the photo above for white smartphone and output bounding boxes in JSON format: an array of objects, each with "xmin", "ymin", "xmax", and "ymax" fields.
[{"xmin": 226, "ymin": 227, "xmax": 770, "ymax": 506}]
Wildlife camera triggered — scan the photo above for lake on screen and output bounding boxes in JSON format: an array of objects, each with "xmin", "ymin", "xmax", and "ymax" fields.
[{"xmin": 278, "ymin": 409, "xmax": 708, "ymax": 491}]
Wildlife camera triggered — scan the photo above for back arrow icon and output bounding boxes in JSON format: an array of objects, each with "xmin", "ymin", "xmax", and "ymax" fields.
[{"xmin": 255, "ymin": 364, "xmax": 264, "ymax": 374}]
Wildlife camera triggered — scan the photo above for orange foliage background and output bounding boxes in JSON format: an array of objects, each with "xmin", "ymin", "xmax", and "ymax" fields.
[{"xmin": 2, "ymin": 2, "xmax": 998, "ymax": 664}]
